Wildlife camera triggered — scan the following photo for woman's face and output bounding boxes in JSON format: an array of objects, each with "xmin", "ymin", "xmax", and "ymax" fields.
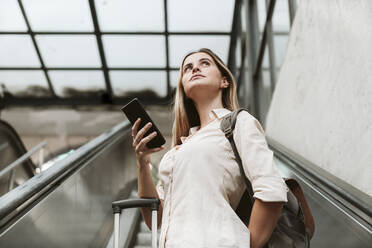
[{"xmin": 181, "ymin": 52, "xmax": 226, "ymax": 101}]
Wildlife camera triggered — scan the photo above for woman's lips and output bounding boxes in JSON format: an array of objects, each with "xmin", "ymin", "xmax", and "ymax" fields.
[{"xmin": 190, "ymin": 75, "xmax": 205, "ymax": 81}]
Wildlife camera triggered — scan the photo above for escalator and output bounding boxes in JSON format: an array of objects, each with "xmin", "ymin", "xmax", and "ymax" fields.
[{"xmin": 0, "ymin": 120, "xmax": 371, "ymax": 247}]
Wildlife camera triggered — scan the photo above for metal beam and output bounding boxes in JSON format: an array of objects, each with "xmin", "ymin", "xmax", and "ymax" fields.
[
  {"xmin": 246, "ymin": 0, "xmax": 262, "ymax": 119},
  {"xmin": 265, "ymin": 0, "xmax": 277, "ymax": 96},
  {"xmin": 163, "ymin": 0, "xmax": 171, "ymax": 98},
  {"xmin": 288, "ymin": 0, "xmax": 297, "ymax": 26},
  {"xmin": 16, "ymin": 0, "xmax": 56, "ymax": 96},
  {"xmin": 252, "ymin": 0, "xmax": 277, "ymax": 81},
  {"xmin": 236, "ymin": 37, "xmax": 246, "ymax": 92},
  {"xmin": 228, "ymin": 0, "xmax": 243, "ymax": 71},
  {"xmin": 239, "ymin": 0, "xmax": 253, "ymax": 111},
  {"xmin": 88, "ymin": 0, "xmax": 113, "ymax": 102},
  {"xmin": 0, "ymin": 31, "xmax": 231, "ymax": 35}
]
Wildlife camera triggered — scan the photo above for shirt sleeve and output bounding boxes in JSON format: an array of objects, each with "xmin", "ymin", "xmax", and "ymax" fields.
[
  {"xmin": 233, "ymin": 111, "xmax": 288, "ymax": 202},
  {"xmin": 156, "ymin": 178, "xmax": 165, "ymax": 201},
  {"xmin": 156, "ymin": 151, "xmax": 172, "ymax": 201}
]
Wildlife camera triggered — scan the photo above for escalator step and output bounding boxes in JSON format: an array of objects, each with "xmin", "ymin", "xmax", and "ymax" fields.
[
  {"xmin": 134, "ymin": 220, "xmax": 160, "ymax": 247},
  {"xmin": 135, "ymin": 232, "xmax": 161, "ymax": 245},
  {"xmin": 139, "ymin": 221, "xmax": 162, "ymax": 233},
  {"xmin": 140, "ymin": 221, "xmax": 150, "ymax": 232}
]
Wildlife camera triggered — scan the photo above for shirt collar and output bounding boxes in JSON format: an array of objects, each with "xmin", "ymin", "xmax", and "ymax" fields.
[{"xmin": 188, "ymin": 108, "xmax": 232, "ymax": 136}]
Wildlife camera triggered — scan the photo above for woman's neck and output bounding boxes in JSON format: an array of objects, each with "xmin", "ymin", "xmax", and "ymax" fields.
[{"xmin": 194, "ymin": 96, "xmax": 224, "ymax": 129}]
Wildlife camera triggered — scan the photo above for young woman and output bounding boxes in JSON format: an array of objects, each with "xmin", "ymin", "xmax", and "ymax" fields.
[{"xmin": 131, "ymin": 48, "xmax": 288, "ymax": 248}]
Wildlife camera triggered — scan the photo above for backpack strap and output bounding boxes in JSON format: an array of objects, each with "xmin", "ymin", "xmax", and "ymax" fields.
[{"xmin": 220, "ymin": 108, "xmax": 255, "ymax": 204}]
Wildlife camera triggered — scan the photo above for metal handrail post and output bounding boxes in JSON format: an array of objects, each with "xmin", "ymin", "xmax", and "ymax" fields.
[
  {"xmin": 8, "ymin": 170, "xmax": 15, "ymax": 191},
  {"xmin": 0, "ymin": 140, "xmax": 47, "ymax": 179},
  {"xmin": 38, "ymin": 146, "xmax": 45, "ymax": 172}
]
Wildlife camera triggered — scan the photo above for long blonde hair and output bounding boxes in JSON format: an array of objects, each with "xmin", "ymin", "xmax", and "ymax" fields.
[{"xmin": 171, "ymin": 48, "xmax": 239, "ymax": 147}]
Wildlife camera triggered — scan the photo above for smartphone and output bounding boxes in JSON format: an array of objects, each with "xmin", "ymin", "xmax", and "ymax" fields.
[{"xmin": 121, "ymin": 98, "xmax": 166, "ymax": 148}]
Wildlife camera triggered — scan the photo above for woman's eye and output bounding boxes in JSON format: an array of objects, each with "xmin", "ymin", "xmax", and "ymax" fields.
[
  {"xmin": 202, "ymin": 61, "xmax": 210, "ymax": 66},
  {"xmin": 184, "ymin": 67, "xmax": 191, "ymax": 72}
]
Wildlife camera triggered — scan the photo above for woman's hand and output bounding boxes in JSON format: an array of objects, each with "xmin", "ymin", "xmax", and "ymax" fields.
[
  {"xmin": 248, "ymin": 199, "xmax": 284, "ymax": 248},
  {"xmin": 132, "ymin": 118, "xmax": 164, "ymax": 166}
]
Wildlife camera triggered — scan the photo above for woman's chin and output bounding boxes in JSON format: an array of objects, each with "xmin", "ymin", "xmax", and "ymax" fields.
[
  {"xmin": 186, "ymin": 80, "xmax": 210, "ymax": 89},
  {"xmin": 186, "ymin": 85, "xmax": 216, "ymax": 100}
]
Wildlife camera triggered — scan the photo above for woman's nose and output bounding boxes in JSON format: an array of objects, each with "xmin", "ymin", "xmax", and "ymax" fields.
[{"xmin": 192, "ymin": 66, "xmax": 200, "ymax": 73}]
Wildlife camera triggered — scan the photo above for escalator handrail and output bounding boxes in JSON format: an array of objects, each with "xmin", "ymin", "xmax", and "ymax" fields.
[
  {"xmin": 267, "ymin": 136, "xmax": 372, "ymax": 219},
  {"xmin": 0, "ymin": 120, "xmax": 131, "ymax": 220}
]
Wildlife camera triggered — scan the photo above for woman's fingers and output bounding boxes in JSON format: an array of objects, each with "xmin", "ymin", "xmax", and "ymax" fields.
[
  {"xmin": 133, "ymin": 122, "xmax": 152, "ymax": 147},
  {"xmin": 135, "ymin": 133, "xmax": 165, "ymax": 155},
  {"xmin": 132, "ymin": 118, "xmax": 141, "ymax": 138},
  {"xmin": 148, "ymin": 145, "xmax": 165, "ymax": 153},
  {"xmin": 136, "ymin": 143, "xmax": 164, "ymax": 156},
  {"xmin": 136, "ymin": 131, "xmax": 157, "ymax": 151}
]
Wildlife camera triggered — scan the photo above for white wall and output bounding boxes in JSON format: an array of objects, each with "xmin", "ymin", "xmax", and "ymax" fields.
[{"xmin": 266, "ymin": 0, "xmax": 372, "ymax": 196}]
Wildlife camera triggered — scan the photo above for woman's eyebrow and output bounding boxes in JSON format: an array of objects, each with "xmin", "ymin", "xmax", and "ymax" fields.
[
  {"xmin": 183, "ymin": 62, "xmax": 192, "ymax": 69},
  {"xmin": 199, "ymin": 58, "xmax": 211, "ymax": 62},
  {"xmin": 183, "ymin": 57, "xmax": 211, "ymax": 70}
]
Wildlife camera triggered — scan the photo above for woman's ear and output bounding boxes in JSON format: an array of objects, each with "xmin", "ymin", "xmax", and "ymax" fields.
[{"xmin": 221, "ymin": 77, "xmax": 229, "ymax": 88}]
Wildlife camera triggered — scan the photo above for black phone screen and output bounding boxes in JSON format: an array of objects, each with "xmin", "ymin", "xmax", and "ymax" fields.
[{"xmin": 121, "ymin": 98, "xmax": 166, "ymax": 148}]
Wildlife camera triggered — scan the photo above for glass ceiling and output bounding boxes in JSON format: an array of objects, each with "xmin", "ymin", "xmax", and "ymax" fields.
[{"xmin": 0, "ymin": 0, "xmax": 235, "ymax": 103}]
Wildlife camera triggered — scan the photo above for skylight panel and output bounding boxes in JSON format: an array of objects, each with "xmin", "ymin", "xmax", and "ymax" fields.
[
  {"xmin": 22, "ymin": 0, "xmax": 93, "ymax": 31},
  {"xmin": 257, "ymin": 0, "xmax": 267, "ymax": 33},
  {"xmin": 95, "ymin": 0, "xmax": 164, "ymax": 31},
  {"xmin": 36, "ymin": 35, "xmax": 101, "ymax": 67},
  {"xmin": 0, "ymin": 0, "xmax": 28, "ymax": 31},
  {"xmin": 274, "ymin": 35, "xmax": 289, "ymax": 68},
  {"xmin": 110, "ymin": 70, "xmax": 167, "ymax": 97},
  {"xmin": 170, "ymin": 70, "xmax": 180, "ymax": 89},
  {"xmin": 0, "ymin": 70, "xmax": 50, "ymax": 97},
  {"xmin": 0, "ymin": 35, "xmax": 41, "ymax": 67},
  {"xmin": 103, "ymin": 35, "xmax": 166, "ymax": 67},
  {"xmin": 168, "ymin": 35, "xmax": 230, "ymax": 68},
  {"xmin": 168, "ymin": 0, "xmax": 234, "ymax": 32},
  {"xmin": 272, "ymin": 0, "xmax": 290, "ymax": 32},
  {"xmin": 48, "ymin": 70, "xmax": 106, "ymax": 97}
]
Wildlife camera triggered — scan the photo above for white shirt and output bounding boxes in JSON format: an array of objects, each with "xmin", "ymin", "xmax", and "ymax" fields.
[{"xmin": 156, "ymin": 108, "xmax": 288, "ymax": 248}]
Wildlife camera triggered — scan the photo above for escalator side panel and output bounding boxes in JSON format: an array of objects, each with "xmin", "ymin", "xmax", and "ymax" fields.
[{"xmin": 0, "ymin": 133, "xmax": 138, "ymax": 248}]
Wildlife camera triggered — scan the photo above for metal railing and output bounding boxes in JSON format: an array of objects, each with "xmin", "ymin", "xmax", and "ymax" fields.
[{"xmin": 0, "ymin": 140, "xmax": 47, "ymax": 191}]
